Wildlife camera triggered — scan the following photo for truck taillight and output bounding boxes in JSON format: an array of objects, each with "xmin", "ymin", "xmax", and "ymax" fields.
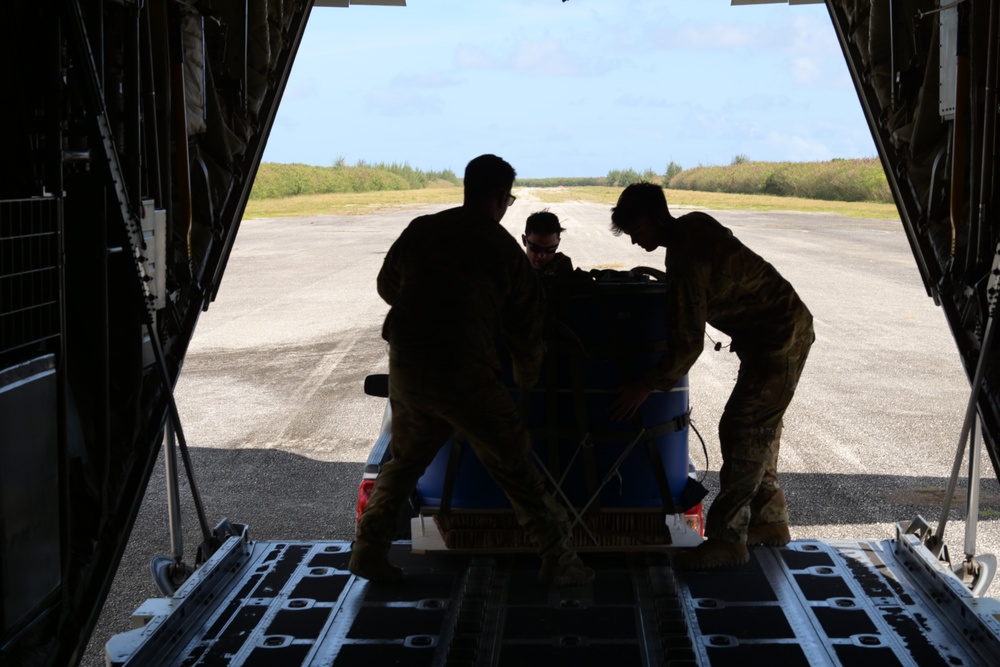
[
  {"xmin": 683, "ymin": 502, "xmax": 704, "ymax": 536},
  {"xmin": 357, "ymin": 478, "xmax": 376, "ymax": 524}
]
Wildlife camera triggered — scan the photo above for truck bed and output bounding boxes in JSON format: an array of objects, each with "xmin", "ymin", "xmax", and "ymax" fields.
[{"xmin": 106, "ymin": 527, "xmax": 1000, "ymax": 667}]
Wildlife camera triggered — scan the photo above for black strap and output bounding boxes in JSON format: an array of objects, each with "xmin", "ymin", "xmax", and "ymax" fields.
[
  {"xmin": 645, "ymin": 438, "xmax": 680, "ymax": 515},
  {"xmin": 638, "ymin": 411, "xmax": 690, "ymax": 515},
  {"xmin": 646, "ymin": 410, "xmax": 691, "ymax": 437}
]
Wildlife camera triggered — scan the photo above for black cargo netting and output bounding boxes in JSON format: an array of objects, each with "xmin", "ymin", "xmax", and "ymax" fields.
[{"xmin": 0, "ymin": 198, "xmax": 61, "ymax": 355}]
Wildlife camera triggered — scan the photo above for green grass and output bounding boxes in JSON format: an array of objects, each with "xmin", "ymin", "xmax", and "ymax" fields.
[
  {"xmin": 529, "ymin": 186, "xmax": 899, "ymax": 220},
  {"xmin": 243, "ymin": 158, "xmax": 900, "ymax": 220},
  {"xmin": 243, "ymin": 187, "xmax": 464, "ymax": 218},
  {"xmin": 250, "ymin": 162, "xmax": 460, "ymax": 199},
  {"xmin": 243, "ymin": 184, "xmax": 899, "ymax": 220},
  {"xmin": 669, "ymin": 158, "xmax": 892, "ymax": 203}
]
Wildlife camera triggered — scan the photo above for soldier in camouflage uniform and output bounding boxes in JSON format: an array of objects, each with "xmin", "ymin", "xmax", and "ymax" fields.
[
  {"xmin": 350, "ymin": 154, "xmax": 594, "ymax": 586},
  {"xmin": 523, "ymin": 209, "xmax": 574, "ymax": 277},
  {"xmin": 608, "ymin": 183, "xmax": 813, "ymax": 569}
]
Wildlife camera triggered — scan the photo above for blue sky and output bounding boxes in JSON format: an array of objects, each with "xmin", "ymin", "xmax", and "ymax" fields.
[{"xmin": 262, "ymin": 0, "xmax": 877, "ymax": 178}]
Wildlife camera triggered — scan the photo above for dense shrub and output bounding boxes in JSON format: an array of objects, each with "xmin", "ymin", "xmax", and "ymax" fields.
[
  {"xmin": 369, "ymin": 161, "xmax": 427, "ymax": 188},
  {"xmin": 668, "ymin": 158, "xmax": 891, "ymax": 203},
  {"xmin": 664, "ymin": 161, "xmax": 683, "ymax": 185},
  {"xmin": 606, "ymin": 168, "xmax": 644, "ymax": 187},
  {"xmin": 250, "ymin": 162, "xmax": 459, "ymax": 199},
  {"xmin": 364, "ymin": 162, "xmax": 460, "ymax": 188},
  {"xmin": 252, "ymin": 158, "xmax": 891, "ymax": 205},
  {"xmin": 427, "ymin": 168, "xmax": 459, "ymax": 183}
]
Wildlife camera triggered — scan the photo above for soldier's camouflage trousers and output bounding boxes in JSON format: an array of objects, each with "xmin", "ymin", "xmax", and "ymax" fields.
[
  {"xmin": 706, "ymin": 330, "xmax": 814, "ymax": 544},
  {"xmin": 355, "ymin": 348, "xmax": 575, "ymax": 562}
]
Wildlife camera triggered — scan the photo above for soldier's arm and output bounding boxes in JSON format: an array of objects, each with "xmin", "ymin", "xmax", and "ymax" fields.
[
  {"xmin": 644, "ymin": 265, "xmax": 708, "ymax": 391},
  {"xmin": 376, "ymin": 231, "xmax": 407, "ymax": 306},
  {"xmin": 555, "ymin": 253, "xmax": 573, "ymax": 274},
  {"xmin": 503, "ymin": 251, "xmax": 546, "ymax": 387}
]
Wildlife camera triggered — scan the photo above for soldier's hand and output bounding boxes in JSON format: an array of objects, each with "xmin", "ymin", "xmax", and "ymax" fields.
[{"xmin": 609, "ymin": 381, "xmax": 652, "ymax": 421}]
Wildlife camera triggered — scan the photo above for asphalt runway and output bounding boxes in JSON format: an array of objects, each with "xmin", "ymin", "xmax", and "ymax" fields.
[{"xmin": 82, "ymin": 190, "xmax": 1000, "ymax": 665}]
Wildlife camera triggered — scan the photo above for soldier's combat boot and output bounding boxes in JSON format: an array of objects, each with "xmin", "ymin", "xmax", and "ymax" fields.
[
  {"xmin": 747, "ymin": 521, "xmax": 790, "ymax": 547},
  {"xmin": 673, "ymin": 538, "xmax": 749, "ymax": 570},
  {"xmin": 539, "ymin": 553, "xmax": 596, "ymax": 586},
  {"xmin": 348, "ymin": 542, "xmax": 402, "ymax": 582}
]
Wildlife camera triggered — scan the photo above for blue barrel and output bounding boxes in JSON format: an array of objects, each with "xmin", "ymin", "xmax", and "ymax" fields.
[{"xmin": 415, "ymin": 275, "xmax": 690, "ymax": 511}]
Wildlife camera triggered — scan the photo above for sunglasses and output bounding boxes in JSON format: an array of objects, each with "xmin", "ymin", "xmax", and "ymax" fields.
[
  {"xmin": 507, "ymin": 194, "xmax": 517, "ymax": 206},
  {"xmin": 525, "ymin": 240, "xmax": 559, "ymax": 254}
]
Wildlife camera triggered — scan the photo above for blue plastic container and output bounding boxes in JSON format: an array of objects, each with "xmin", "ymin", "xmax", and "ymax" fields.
[{"xmin": 415, "ymin": 277, "xmax": 690, "ymax": 511}]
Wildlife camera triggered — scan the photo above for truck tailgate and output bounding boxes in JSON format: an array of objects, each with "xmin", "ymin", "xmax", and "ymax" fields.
[{"xmin": 107, "ymin": 531, "xmax": 1000, "ymax": 666}]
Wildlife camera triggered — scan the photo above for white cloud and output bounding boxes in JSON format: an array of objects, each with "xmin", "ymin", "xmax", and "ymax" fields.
[
  {"xmin": 669, "ymin": 23, "xmax": 765, "ymax": 50},
  {"xmin": 786, "ymin": 17, "xmax": 853, "ymax": 89},
  {"xmin": 283, "ymin": 79, "xmax": 319, "ymax": 101},
  {"xmin": 615, "ymin": 93, "xmax": 672, "ymax": 109},
  {"xmin": 391, "ymin": 71, "xmax": 461, "ymax": 87},
  {"xmin": 788, "ymin": 16, "xmax": 837, "ymax": 56},
  {"xmin": 454, "ymin": 37, "xmax": 589, "ymax": 77},
  {"xmin": 455, "ymin": 44, "xmax": 497, "ymax": 68},
  {"xmin": 366, "ymin": 89, "xmax": 442, "ymax": 115},
  {"xmin": 764, "ymin": 130, "xmax": 831, "ymax": 161},
  {"xmin": 723, "ymin": 94, "xmax": 787, "ymax": 114},
  {"xmin": 510, "ymin": 38, "xmax": 585, "ymax": 76},
  {"xmin": 543, "ymin": 126, "xmax": 574, "ymax": 142},
  {"xmin": 792, "ymin": 56, "xmax": 823, "ymax": 86},
  {"xmin": 666, "ymin": 15, "xmax": 835, "ymax": 57}
]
